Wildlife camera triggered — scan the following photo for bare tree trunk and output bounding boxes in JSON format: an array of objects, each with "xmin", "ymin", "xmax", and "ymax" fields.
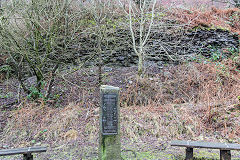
[
  {"xmin": 45, "ymin": 63, "xmax": 59, "ymax": 99},
  {"xmin": 125, "ymin": 0, "xmax": 156, "ymax": 77},
  {"xmin": 97, "ymin": 38, "xmax": 103, "ymax": 87},
  {"xmin": 138, "ymin": 52, "xmax": 143, "ymax": 76}
]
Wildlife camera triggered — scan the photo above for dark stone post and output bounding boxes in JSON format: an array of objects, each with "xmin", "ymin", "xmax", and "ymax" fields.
[
  {"xmin": 23, "ymin": 153, "xmax": 33, "ymax": 160},
  {"xmin": 186, "ymin": 147, "xmax": 193, "ymax": 160},
  {"xmin": 220, "ymin": 150, "xmax": 231, "ymax": 160},
  {"xmin": 99, "ymin": 85, "xmax": 121, "ymax": 160}
]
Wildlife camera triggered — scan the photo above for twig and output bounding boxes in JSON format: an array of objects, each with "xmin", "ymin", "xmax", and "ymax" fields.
[
  {"xmin": 17, "ymin": 83, "xmax": 21, "ymax": 103},
  {"xmin": 61, "ymin": 53, "xmax": 97, "ymax": 89},
  {"xmin": 45, "ymin": 63, "xmax": 59, "ymax": 99}
]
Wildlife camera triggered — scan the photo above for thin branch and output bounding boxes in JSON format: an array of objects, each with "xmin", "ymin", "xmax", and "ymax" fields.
[
  {"xmin": 118, "ymin": 0, "xmax": 129, "ymax": 15},
  {"xmin": 129, "ymin": 0, "xmax": 139, "ymax": 55},
  {"xmin": 45, "ymin": 63, "xmax": 59, "ymax": 99},
  {"xmin": 142, "ymin": 0, "xmax": 156, "ymax": 46},
  {"xmin": 8, "ymin": 52, "xmax": 30, "ymax": 94}
]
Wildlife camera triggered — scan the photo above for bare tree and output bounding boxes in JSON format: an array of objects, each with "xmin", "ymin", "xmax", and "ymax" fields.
[
  {"xmin": 119, "ymin": 0, "xmax": 157, "ymax": 76},
  {"xmin": 84, "ymin": 0, "xmax": 116, "ymax": 85}
]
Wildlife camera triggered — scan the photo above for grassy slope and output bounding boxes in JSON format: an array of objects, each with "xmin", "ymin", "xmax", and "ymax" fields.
[{"xmin": 0, "ymin": 57, "xmax": 240, "ymax": 159}]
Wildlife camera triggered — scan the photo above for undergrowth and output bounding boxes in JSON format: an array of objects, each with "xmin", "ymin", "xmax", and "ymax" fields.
[
  {"xmin": 170, "ymin": 7, "xmax": 240, "ymax": 35},
  {"xmin": 0, "ymin": 55, "xmax": 239, "ymax": 159}
]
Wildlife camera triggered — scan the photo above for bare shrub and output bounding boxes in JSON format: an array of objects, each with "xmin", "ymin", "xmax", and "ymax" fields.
[
  {"xmin": 119, "ymin": 0, "xmax": 157, "ymax": 76},
  {"xmin": 121, "ymin": 56, "xmax": 240, "ymax": 107},
  {"xmin": 0, "ymin": 0, "xmax": 84, "ymax": 99}
]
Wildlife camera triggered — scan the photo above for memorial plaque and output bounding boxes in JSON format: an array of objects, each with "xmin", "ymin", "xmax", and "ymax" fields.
[
  {"xmin": 102, "ymin": 93, "xmax": 118, "ymax": 135},
  {"xmin": 99, "ymin": 85, "xmax": 121, "ymax": 160}
]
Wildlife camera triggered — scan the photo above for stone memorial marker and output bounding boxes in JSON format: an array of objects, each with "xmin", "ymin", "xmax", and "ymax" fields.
[
  {"xmin": 102, "ymin": 93, "xmax": 118, "ymax": 135},
  {"xmin": 99, "ymin": 85, "xmax": 121, "ymax": 160}
]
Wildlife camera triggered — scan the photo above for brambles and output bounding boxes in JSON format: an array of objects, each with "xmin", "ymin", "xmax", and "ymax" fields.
[{"xmin": 171, "ymin": 7, "xmax": 240, "ymax": 35}]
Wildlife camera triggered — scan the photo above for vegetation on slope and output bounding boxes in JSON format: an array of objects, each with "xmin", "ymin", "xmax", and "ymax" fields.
[{"xmin": 0, "ymin": 0, "xmax": 239, "ymax": 159}]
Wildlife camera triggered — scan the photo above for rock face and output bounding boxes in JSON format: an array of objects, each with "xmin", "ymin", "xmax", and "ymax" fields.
[
  {"xmin": 233, "ymin": 0, "xmax": 240, "ymax": 7},
  {"xmin": 185, "ymin": 29, "xmax": 239, "ymax": 57},
  {"xmin": 75, "ymin": 28, "xmax": 239, "ymax": 67},
  {"xmin": 148, "ymin": 29, "xmax": 239, "ymax": 63}
]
